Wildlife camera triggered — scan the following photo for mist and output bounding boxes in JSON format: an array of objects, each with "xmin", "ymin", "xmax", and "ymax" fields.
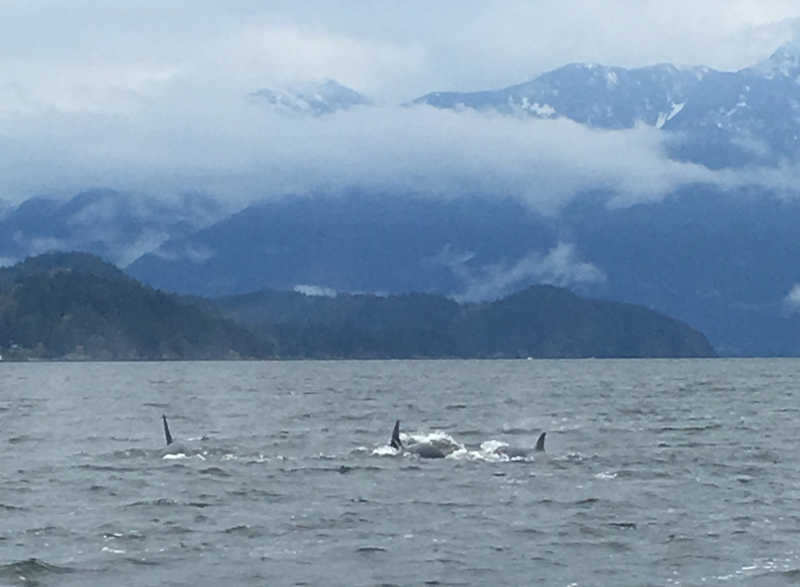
[
  {"xmin": 1, "ymin": 1, "xmax": 799, "ymax": 213},
  {"xmin": 0, "ymin": 89, "xmax": 725, "ymax": 211}
]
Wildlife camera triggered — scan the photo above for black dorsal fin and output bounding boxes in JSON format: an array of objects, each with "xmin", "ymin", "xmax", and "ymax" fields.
[
  {"xmin": 390, "ymin": 420, "xmax": 403, "ymax": 449},
  {"xmin": 162, "ymin": 414, "xmax": 174, "ymax": 446},
  {"xmin": 535, "ymin": 431, "xmax": 546, "ymax": 452}
]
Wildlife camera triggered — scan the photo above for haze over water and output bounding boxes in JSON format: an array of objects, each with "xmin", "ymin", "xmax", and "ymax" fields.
[{"xmin": 1, "ymin": 359, "xmax": 798, "ymax": 586}]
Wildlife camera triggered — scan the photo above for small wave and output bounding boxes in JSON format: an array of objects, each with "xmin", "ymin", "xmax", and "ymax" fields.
[
  {"xmin": 102, "ymin": 530, "xmax": 144, "ymax": 541},
  {"xmin": 595, "ymin": 471, "xmax": 618, "ymax": 480},
  {"xmin": 109, "ymin": 448, "xmax": 150, "ymax": 458},
  {"xmin": 0, "ymin": 558, "xmax": 75, "ymax": 581},
  {"xmin": 78, "ymin": 464, "xmax": 140, "ymax": 472},
  {"xmin": 371, "ymin": 445, "xmax": 400, "ymax": 457},
  {"xmin": 705, "ymin": 558, "xmax": 800, "ymax": 583},
  {"xmin": 356, "ymin": 546, "xmax": 388, "ymax": 554},
  {"xmin": 226, "ymin": 488, "xmax": 284, "ymax": 500},
  {"xmin": 513, "ymin": 527, "xmax": 547, "ymax": 537},
  {"xmin": 574, "ymin": 498, "xmax": 600, "ymax": 506},
  {"xmin": 25, "ymin": 526, "xmax": 72, "ymax": 537},
  {"xmin": 163, "ymin": 524, "xmax": 194, "ymax": 535},
  {"xmin": 0, "ymin": 503, "xmax": 26, "ymax": 511},
  {"xmin": 244, "ymin": 453, "xmax": 272, "ymax": 463},
  {"xmin": 223, "ymin": 524, "xmax": 265, "ymax": 538},
  {"xmin": 125, "ymin": 498, "xmax": 178, "ymax": 508},
  {"xmin": 199, "ymin": 466, "xmax": 230, "ymax": 477},
  {"xmin": 314, "ymin": 453, "xmax": 340, "ymax": 461},
  {"xmin": 654, "ymin": 423, "xmax": 722, "ymax": 433},
  {"xmin": 162, "ymin": 453, "xmax": 206, "ymax": 461},
  {"xmin": 123, "ymin": 557, "xmax": 159, "ymax": 566}
]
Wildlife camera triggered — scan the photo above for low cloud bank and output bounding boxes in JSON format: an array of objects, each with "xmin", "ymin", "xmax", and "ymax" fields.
[
  {"xmin": 0, "ymin": 91, "xmax": 727, "ymax": 211},
  {"xmin": 448, "ymin": 242, "xmax": 606, "ymax": 302},
  {"xmin": 784, "ymin": 284, "xmax": 800, "ymax": 313}
]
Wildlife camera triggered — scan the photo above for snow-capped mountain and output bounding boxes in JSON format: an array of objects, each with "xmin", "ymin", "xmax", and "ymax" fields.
[
  {"xmin": 414, "ymin": 40, "xmax": 800, "ymax": 167},
  {"xmin": 416, "ymin": 62, "xmax": 700, "ymax": 129},
  {"xmin": 9, "ymin": 44, "xmax": 800, "ymax": 356},
  {"xmin": 249, "ymin": 79, "xmax": 370, "ymax": 116},
  {"xmin": 749, "ymin": 40, "xmax": 800, "ymax": 80}
]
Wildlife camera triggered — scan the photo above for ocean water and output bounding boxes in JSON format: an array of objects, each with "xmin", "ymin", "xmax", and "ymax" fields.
[{"xmin": 1, "ymin": 359, "xmax": 799, "ymax": 586}]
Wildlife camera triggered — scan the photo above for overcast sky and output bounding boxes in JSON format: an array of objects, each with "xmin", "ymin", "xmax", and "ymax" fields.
[
  {"xmin": 0, "ymin": 0, "xmax": 799, "ymax": 205},
  {"xmin": 2, "ymin": 1, "xmax": 799, "ymax": 101}
]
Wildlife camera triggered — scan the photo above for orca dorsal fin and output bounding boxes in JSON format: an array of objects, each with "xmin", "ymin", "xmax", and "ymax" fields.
[
  {"xmin": 390, "ymin": 420, "xmax": 403, "ymax": 449},
  {"xmin": 162, "ymin": 414, "xmax": 174, "ymax": 446},
  {"xmin": 535, "ymin": 431, "xmax": 546, "ymax": 452}
]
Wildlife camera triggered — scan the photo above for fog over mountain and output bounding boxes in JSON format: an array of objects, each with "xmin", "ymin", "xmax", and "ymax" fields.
[
  {"xmin": 3, "ymin": 2, "xmax": 800, "ymax": 355},
  {"xmin": 0, "ymin": 2, "xmax": 798, "ymax": 205}
]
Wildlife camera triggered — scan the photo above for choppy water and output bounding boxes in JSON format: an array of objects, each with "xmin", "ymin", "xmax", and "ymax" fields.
[{"xmin": 1, "ymin": 359, "xmax": 799, "ymax": 586}]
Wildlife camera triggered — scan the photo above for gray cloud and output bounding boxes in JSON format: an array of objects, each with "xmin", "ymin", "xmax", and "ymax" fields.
[
  {"xmin": 0, "ymin": 98, "xmax": 723, "ymax": 211},
  {"xmin": 0, "ymin": 1, "xmax": 798, "ymax": 210},
  {"xmin": 453, "ymin": 242, "xmax": 607, "ymax": 302},
  {"xmin": 1, "ymin": 1, "xmax": 799, "ymax": 103},
  {"xmin": 784, "ymin": 284, "xmax": 800, "ymax": 313}
]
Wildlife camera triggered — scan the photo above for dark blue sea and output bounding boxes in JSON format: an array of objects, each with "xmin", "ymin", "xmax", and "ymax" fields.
[{"xmin": 1, "ymin": 359, "xmax": 799, "ymax": 586}]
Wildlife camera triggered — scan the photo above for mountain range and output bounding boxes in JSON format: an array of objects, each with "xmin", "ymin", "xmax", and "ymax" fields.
[
  {"xmin": 415, "ymin": 41, "xmax": 800, "ymax": 168},
  {"xmin": 5, "ymin": 43, "xmax": 800, "ymax": 356},
  {"xmin": 0, "ymin": 252, "xmax": 714, "ymax": 360}
]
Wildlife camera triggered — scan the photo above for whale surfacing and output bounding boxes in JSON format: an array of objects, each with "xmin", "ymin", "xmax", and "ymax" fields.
[
  {"xmin": 494, "ymin": 431, "xmax": 546, "ymax": 459},
  {"xmin": 388, "ymin": 421, "xmax": 462, "ymax": 459},
  {"xmin": 388, "ymin": 421, "xmax": 547, "ymax": 460}
]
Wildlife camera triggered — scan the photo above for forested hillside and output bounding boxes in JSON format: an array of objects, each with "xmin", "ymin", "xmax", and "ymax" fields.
[{"xmin": 0, "ymin": 252, "xmax": 715, "ymax": 360}]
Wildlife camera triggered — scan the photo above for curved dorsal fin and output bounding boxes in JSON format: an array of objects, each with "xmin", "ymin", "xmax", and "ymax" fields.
[
  {"xmin": 390, "ymin": 420, "xmax": 403, "ymax": 449},
  {"xmin": 162, "ymin": 414, "xmax": 174, "ymax": 446},
  {"xmin": 535, "ymin": 431, "xmax": 546, "ymax": 452}
]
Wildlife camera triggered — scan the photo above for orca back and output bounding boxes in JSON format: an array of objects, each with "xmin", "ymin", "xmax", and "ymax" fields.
[{"xmin": 409, "ymin": 443, "xmax": 446, "ymax": 459}]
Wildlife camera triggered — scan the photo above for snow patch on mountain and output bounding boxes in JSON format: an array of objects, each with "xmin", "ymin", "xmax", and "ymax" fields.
[
  {"xmin": 656, "ymin": 102, "xmax": 685, "ymax": 128},
  {"xmin": 509, "ymin": 96, "xmax": 556, "ymax": 117},
  {"xmin": 250, "ymin": 79, "xmax": 370, "ymax": 116}
]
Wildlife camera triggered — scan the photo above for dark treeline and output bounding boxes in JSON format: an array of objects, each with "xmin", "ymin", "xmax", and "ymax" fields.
[
  {"xmin": 216, "ymin": 286, "xmax": 715, "ymax": 359},
  {"xmin": 0, "ymin": 252, "xmax": 715, "ymax": 360},
  {"xmin": 0, "ymin": 253, "xmax": 269, "ymax": 360}
]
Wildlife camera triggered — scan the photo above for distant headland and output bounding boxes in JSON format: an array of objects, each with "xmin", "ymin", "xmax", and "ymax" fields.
[{"xmin": 0, "ymin": 252, "xmax": 715, "ymax": 360}]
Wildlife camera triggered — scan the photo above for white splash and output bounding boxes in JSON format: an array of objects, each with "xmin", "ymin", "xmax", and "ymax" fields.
[{"xmin": 595, "ymin": 471, "xmax": 617, "ymax": 480}]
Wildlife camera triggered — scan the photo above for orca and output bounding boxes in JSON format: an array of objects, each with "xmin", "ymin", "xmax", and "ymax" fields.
[
  {"xmin": 389, "ymin": 421, "xmax": 546, "ymax": 460},
  {"xmin": 162, "ymin": 414, "xmax": 174, "ymax": 446},
  {"xmin": 494, "ymin": 432, "xmax": 546, "ymax": 459},
  {"xmin": 390, "ymin": 420, "xmax": 402, "ymax": 450},
  {"xmin": 389, "ymin": 420, "xmax": 461, "ymax": 459}
]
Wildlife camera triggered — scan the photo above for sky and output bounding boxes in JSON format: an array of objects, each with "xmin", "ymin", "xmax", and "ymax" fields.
[{"xmin": 0, "ymin": 0, "xmax": 799, "ymax": 206}]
